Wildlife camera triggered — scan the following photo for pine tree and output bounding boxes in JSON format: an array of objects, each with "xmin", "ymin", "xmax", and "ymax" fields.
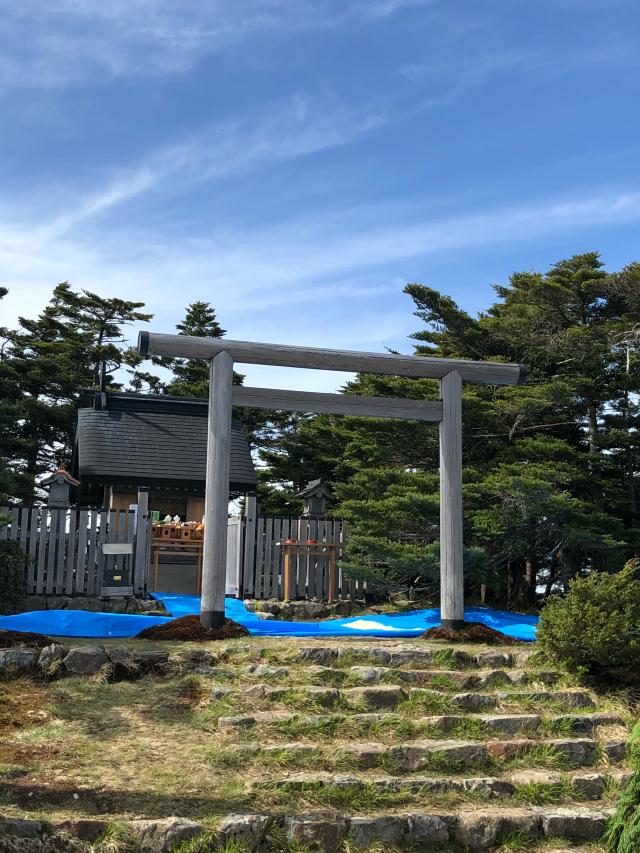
[{"xmin": 0, "ymin": 283, "xmax": 151, "ymax": 502}]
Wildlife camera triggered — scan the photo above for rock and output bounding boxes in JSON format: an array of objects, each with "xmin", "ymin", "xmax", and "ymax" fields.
[
  {"xmin": 340, "ymin": 647, "xmax": 391, "ymax": 665},
  {"xmin": 407, "ymin": 813, "xmax": 450, "ymax": 843},
  {"xmin": 335, "ymin": 743, "xmax": 386, "ymax": 769},
  {"xmin": 299, "ymin": 647, "xmax": 337, "ymax": 665},
  {"xmin": 475, "ymin": 651, "xmax": 513, "ymax": 668},
  {"xmin": 0, "ymin": 648, "xmax": 40, "ymax": 671},
  {"xmin": 401, "ymin": 669, "xmax": 470, "ymax": 688},
  {"xmin": 604, "ymin": 740, "xmax": 627, "ymax": 762},
  {"xmin": 453, "ymin": 809, "xmax": 540, "ymax": 849},
  {"xmin": 241, "ymin": 684, "xmax": 287, "ymax": 701},
  {"xmin": 38, "ymin": 643, "xmax": 68, "ymax": 668},
  {"xmin": 0, "ymin": 818, "xmax": 45, "ymax": 838},
  {"xmin": 126, "ymin": 817, "xmax": 203, "ymax": 851},
  {"xmin": 345, "ymin": 686, "xmax": 405, "ymax": 709},
  {"xmin": 450, "ymin": 692, "xmax": 498, "ymax": 711},
  {"xmin": 246, "ymin": 664, "xmax": 288, "ymax": 679},
  {"xmin": 571, "ymin": 773, "xmax": 606, "ymax": 800},
  {"xmin": 482, "ymin": 714, "xmax": 541, "ymax": 735},
  {"xmin": 463, "ymin": 777, "xmax": 516, "ymax": 798},
  {"xmin": 388, "ymin": 650, "xmax": 434, "ymax": 667},
  {"xmin": 541, "ymin": 808, "xmax": 608, "ymax": 840},
  {"xmin": 63, "ymin": 645, "xmax": 109, "ymax": 675},
  {"xmin": 210, "ymin": 686, "xmax": 232, "ymax": 700},
  {"xmin": 304, "ymin": 686, "xmax": 340, "ymax": 704},
  {"xmin": 349, "ymin": 816, "xmax": 405, "ymax": 846},
  {"xmin": 217, "ymin": 814, "xmax": 270, "ymax": 850},
  {"xmin": 349, "ymin": 666, "xmax": 386, "ymax": 684},
  {"xmin": 486, "ymin": 739, "xmax": 537, "ymax": 760},
  {"xmin": 470, "ymin": 670, "xmax": 513, "ymax": 689},
  {"xmin": 256, "ymin": 611, "xmax": 276, "ymax": 619},
  {"xmin": 506, "ymin": 670, "xmax": 529, "ymax": 686},
  {"xmin": 388, "ymin": 740, "xmax": 487, "ymax": 772},
  {"xmin": 549, "ymin": 738, "xmax": 598, "ymax": 766},
  {"xmin": 218, "ymin": 715, "xmax": 257, "ymax": 730},
  {"xmin": 511, "ymin": 769, "xmax": 562, "ymax": 786},
  {"xmin": 285, "ymin": 811, "xmax": 348, "ymax": 851}
]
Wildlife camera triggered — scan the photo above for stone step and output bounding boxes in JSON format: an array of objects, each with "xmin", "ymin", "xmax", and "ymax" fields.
[
  {"xmin": 225, "ymin": 735, "xmax": 617, "ymax": 772},
  {"xmin": 224, "ymin": 682, "xmax": 597, "ymax": 712},
  {"xmin": 272, "ymin": 767, "xmax": 632, "ymax": 801},
  {"xmin": 242, "ymin": 662, "xmax": 561, "ymax": 689},
  {"xmin": 217, "ymin": 709, "xmax": 627, "ymax": 739},
  {"xmin": 0, "ymin": 804, "xmax": 614, "ymax": 851},
  {"xmin": 215, "ymin": 805, "xmax": 613, "ymax": 850},
  {"xmin": 294, "ymin": 644, "xmax": 536, "ymax": 670}
]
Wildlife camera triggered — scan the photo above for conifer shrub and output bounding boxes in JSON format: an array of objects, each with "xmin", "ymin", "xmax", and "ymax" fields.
[
  {"xmin": 0, "ymin": 511, "xmax": 27, "ymax": 615},
  {"xmin": 605, "ymin": 723, "xmax": 640, "ymax": 852},
  {"xmin": 537, "ymin": 559, "xmax": 640, "ymax": 683}
]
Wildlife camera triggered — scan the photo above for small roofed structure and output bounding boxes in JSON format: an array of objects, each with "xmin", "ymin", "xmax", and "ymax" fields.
[
  {"xmin": 40, "ymin": 467, "xmax": 81, "ymax": 508},
  {"xmin": 296, "ymin": 479, "xmax": 333, "ymax": 518},
  {"xmin": 72, "ymin": 392, "xmax": 256, "ymax": 518}
]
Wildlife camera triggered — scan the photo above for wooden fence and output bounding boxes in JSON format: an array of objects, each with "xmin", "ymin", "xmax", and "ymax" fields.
[
  {"xmin": 2, "ymin": 506, "xmax": 360, "ymax": 602},
  {"xmin": 242, "ymin": 515, "xmax": 363, "ymax": 600},
  {"xmin": 0, "ymin": 506, "xmax": 144, "ymax": 596}
]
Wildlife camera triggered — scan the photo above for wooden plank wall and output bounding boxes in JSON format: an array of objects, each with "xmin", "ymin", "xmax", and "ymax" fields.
[
  {"xmin": 244, "ymin": 515, "xmax": 358, "ymax": 601},
  {"xmin": 0, "ymin": 507, "xmax": 135, "ymax": 596}
]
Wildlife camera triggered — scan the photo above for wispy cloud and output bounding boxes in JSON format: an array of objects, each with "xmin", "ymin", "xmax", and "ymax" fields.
[
  {"xmin": 2, "ymin": 184, "xmax": 639, "ymax": 389},
  {"xmin": 0, "ymin": 0, "xmax": 439, "ymax": 90},
  {"xmin": 13, "ymin": 95, "xmax": 384, "ymax": 238}
]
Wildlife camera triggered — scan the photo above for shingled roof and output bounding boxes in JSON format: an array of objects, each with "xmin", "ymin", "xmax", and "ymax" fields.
[{"xmin": 74, "ymin": 392, "xmax": 256, "ymax": 491}]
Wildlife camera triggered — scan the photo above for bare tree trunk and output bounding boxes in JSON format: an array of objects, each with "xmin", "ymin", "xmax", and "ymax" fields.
[{"xmin": 524, "ymin": 554, "xmax": 537, "ymax": 606}]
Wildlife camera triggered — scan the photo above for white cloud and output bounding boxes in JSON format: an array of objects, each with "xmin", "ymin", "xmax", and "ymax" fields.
[{"xmin": 0, "ymin": 0, "xmax": 440, "ymax": 90}]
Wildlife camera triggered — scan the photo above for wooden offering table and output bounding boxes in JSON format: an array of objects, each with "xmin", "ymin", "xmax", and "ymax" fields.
[
  {"xmin": 278, "ymin": 540, "xmax": 341, "ymax": 602},
  {"xmin": 151, "ymin": 525, "xmax": 204, "ymax": 593}
]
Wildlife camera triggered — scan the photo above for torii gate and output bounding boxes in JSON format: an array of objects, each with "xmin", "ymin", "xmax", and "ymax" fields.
[{"xmin": 138, "ymin": 332, "xmax": 525, "ymax": 629}]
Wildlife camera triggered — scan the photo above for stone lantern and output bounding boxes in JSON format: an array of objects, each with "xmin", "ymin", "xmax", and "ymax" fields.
[
  {"xmin": 296, "ymin": 479, "xmax": 333, "ymax": 518},
  {"xmin": 40, "ymin": 468, "xmax": 81, "ymax": 508}
]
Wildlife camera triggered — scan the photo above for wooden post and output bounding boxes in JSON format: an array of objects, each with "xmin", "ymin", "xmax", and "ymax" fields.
[
  {"xmin": 439, "ymin": 370, "xmax": 464, "ymax": 628},
  {"xmin": 241, "ymin": 494, "xmax": 258, "ymax": 597},
  {"xmin": 201, "ymin": 350, "xmax": 234, "ymax": 628},
  {"xmin": 133, "ymin": 489, "xmax": 149, "ymax": 596}
]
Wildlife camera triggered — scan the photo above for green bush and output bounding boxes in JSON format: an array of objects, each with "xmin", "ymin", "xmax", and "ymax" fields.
[
  {"xmin": 606, "ymin": 723, "xmax": 640, "ymax": 852},
  {"xmin": 536, "ymin": 559, "xmax": 640, "ymax": 683},
  {"xmin": 0, "ymin": 512, "xmax": 27, "ymax": 614}
]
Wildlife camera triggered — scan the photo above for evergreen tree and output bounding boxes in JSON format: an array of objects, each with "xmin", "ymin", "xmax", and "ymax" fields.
[
  {"xmin": 0, "ymin": 283, "xmax": 151, "ymax": 502},
  {"xmin": 257, "ymin": 254, "xmax": 640, "ymax": 607}
]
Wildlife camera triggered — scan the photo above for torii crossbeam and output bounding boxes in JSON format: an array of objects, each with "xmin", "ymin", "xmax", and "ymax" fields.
[{"xmin": 138, "ymin": 332, "xmax": 525, "ymax": 629}]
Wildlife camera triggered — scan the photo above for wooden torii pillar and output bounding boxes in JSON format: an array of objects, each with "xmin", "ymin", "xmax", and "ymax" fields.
[{"xmin": 138, "ymin": 332, "xmax": 525, "ymax": 629}]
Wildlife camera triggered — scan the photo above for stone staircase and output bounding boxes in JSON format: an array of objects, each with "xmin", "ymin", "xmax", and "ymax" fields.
[
  {"xmin": 204, "ymin": 640, "xmax": 630, "ymax": 851},
  {"xmin": 0, "ymin": 636, "xmax": 632, "ymax": 851}
]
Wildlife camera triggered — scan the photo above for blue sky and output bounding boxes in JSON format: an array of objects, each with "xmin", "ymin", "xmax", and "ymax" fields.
[{"xmin": 2, "ymin": 0, "xmax": 640, "ymax": 391}]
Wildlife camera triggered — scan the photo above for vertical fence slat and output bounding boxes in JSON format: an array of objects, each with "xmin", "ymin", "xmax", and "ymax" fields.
[
  {"xmin": 9, "ymin": 507, "xmax": 19, "ymax": 541},
  {"xmin": 27, "ymin": 508, "xmax": 39, "ymax": 593},
  {"xmin": 65, "ymin": 510, "xmax": 77, "ymax": 595},
  {"xmin": 86, "ymin": 511, "xmax": 100, "ymax": 595},
  {"xmin": 36, "ymin": 508, "xmax": 48, "ymax": 594},
  {"xmin": 45, "ymin": 510, "xmax": 60, "ymax": 594},
  {"xmin": 54, "ymin": 509, "xmax": 68, "ymax": 594},
  {"xmin": 242, "ymin": 501, "xmax": 257, "ymax": 598},
  {"xmin": 75, "ymin": 510, "xmax": 89, "ymax": 595},
  {"xmin": 262, "ymin": 516, "xmax": 273, "ymax": 600}
]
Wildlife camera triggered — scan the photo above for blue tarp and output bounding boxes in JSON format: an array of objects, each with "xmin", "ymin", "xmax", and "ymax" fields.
[{"xmin": 0, "ymin": 593, "xmax": 538, "ymax": 641}]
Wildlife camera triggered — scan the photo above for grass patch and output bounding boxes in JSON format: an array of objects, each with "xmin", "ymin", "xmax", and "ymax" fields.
[
  {"xmin": 396, "ymin": 690, "xmax": 449, "ymax": 716},
  {"xmin": 513, "ymin": 778, "xmax": 574, "ymax": 805}
]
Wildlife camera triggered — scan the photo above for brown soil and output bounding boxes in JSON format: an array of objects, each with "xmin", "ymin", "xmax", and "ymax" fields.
[
  {"xmin": 0, "ymin": 629, "xmax": 53, "ymax": 648},
  {"xmin": 135, "ymin": 614, "xmax": 250, "ymax": 642},
  {"xmin": 0, "ymin": 682, "xmax": 50, "ymax": 734},
  {"xmin": 423, "ymin": 621, "xmax": 521, "ymax": 645}
]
